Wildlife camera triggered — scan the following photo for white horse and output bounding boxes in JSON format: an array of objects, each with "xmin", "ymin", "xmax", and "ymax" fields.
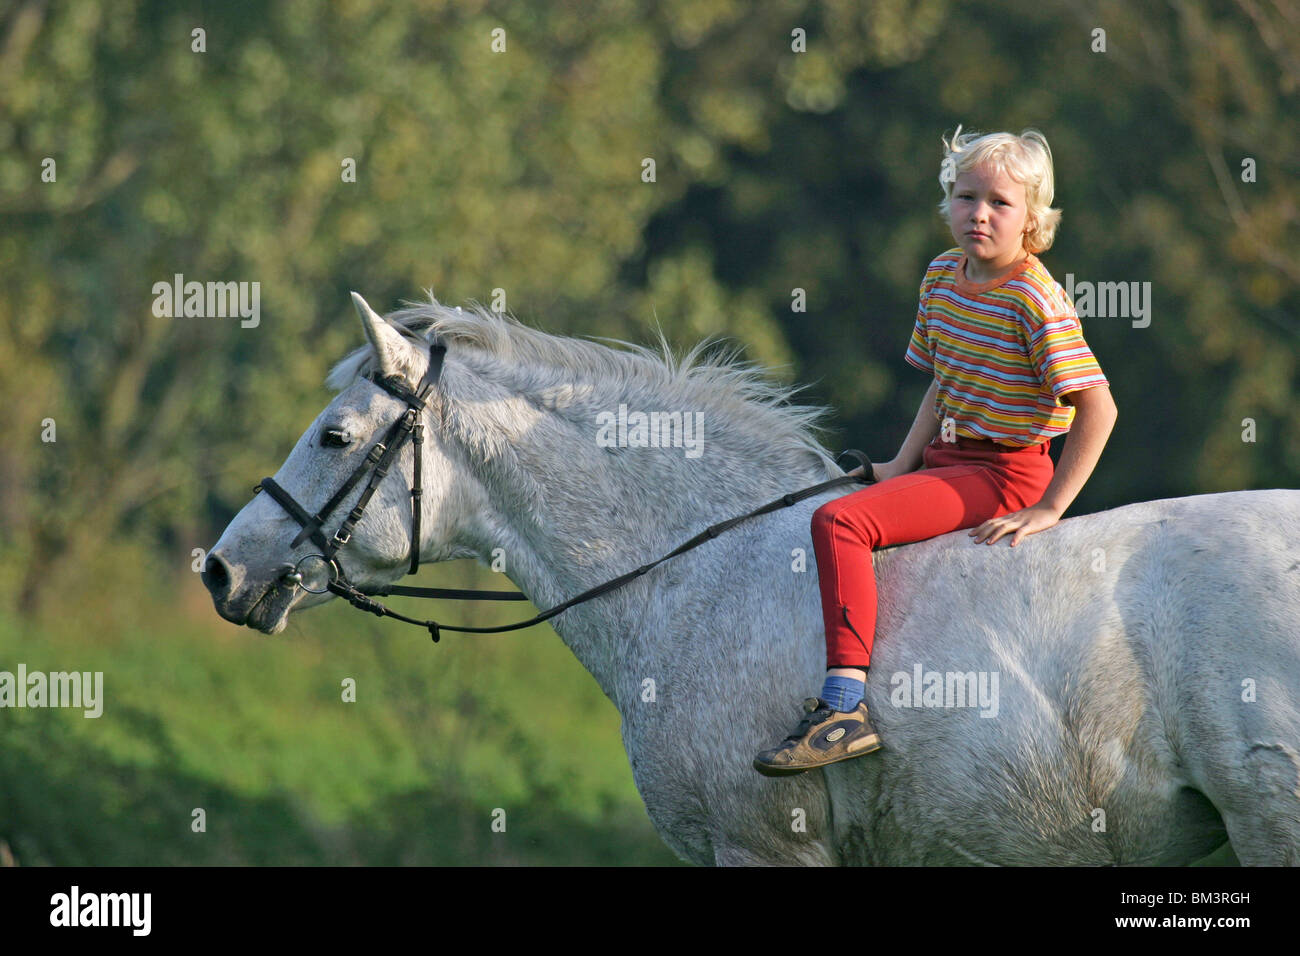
[{"xmin": 205, "ymin": 294, "xmax": 1300, "ymax": 866}]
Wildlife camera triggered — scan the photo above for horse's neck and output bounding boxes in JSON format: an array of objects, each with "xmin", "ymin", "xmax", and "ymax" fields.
[{"xmin": 449, "ymin": 412, "xmax": 777, "ymax": 705}]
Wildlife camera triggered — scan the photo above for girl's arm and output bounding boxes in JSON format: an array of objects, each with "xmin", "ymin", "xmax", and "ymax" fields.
[
  {"xmin": 1035, "ymin": 384, "xmax": 1118, "ymax": 517},
  {"xmin": 846, "ymin": 378, "xmax": 941, "ymax": 480},
  {"xmin": 970, "ymin": 384, "xmax": 1118, "ymax": 546},
  {"xmin": 890, "ymin": 378, "xmax": 943, "ymax": 475}
]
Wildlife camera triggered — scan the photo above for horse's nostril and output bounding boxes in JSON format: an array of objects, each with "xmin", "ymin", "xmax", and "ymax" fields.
[{"xmin": 202, "ymin": 553, "xmax": 230, "ymax": 595}]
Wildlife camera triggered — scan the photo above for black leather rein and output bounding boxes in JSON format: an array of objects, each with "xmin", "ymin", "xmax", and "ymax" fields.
[{"xmin": 253, "ymin": 339, "xmax": 877, "ymax": 642}]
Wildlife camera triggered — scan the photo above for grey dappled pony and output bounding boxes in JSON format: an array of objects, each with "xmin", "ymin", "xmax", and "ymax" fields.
[{"xmin": 205, "ymin": 294, "xmax": 1300, "ymax": 866}]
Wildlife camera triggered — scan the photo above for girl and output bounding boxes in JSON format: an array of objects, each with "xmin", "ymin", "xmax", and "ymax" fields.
[{"xmin": 754, "ymin": 126, "xmax": 1117, "ymax": 776}]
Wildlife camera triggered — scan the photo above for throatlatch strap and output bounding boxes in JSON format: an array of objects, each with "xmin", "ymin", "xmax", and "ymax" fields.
[
  {"xmin": 394, "ymin": 344, "xmax": 442, "ymax": 574},
  {"xmin": 410, "ymin": 421, "xmax": 424, "ymax": 574}
]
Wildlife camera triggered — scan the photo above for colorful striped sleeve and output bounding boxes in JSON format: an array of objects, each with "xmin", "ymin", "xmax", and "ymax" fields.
[
  {"xmin": 1021, "ymin": 303, "xmax": 1109, "ymax": 406},
  {"xmin": 904, "ymin": 276, "xmax": 934, "ymax": 374}
]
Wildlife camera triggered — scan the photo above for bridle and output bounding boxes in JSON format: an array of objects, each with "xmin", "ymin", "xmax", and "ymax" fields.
[{"xmin": 252, "ymin": 337, "xmax": 876, "ymax": 642}]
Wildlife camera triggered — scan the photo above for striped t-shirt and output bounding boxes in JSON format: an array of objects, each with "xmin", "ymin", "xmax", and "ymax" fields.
[{"xmin": 904, "ymin": 248, "xmax": 1108, "ymax": 446}]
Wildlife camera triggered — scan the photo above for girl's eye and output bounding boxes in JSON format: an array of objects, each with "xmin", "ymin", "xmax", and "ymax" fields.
[{"xmin": 320, "ymin": 428, "xmax": 353, "ymax": 448}]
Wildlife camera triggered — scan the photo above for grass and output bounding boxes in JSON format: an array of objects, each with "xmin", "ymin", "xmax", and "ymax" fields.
[{"xmin": 0, "ymin": 545, "xmax": 681, "ymax": 866}]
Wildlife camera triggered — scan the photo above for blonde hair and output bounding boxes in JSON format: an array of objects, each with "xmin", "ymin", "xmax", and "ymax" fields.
[{"xmin": 937, "ymin": 125, "xmax": 1062, "ymax": 253}]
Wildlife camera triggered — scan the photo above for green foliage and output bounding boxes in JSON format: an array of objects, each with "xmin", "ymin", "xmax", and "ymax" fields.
[
  {"xmin": 0, "ymin": 542, "xmax": 679, "ymax": 865},
  {"xmin": 4, "ymin": 0, "xmax": 1294, "ymax": 595}
]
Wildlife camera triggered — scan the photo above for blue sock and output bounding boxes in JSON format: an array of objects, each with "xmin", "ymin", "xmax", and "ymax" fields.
[{"xmin": 821, "ymin": 674, "xmax": 865, "ymax": 712}]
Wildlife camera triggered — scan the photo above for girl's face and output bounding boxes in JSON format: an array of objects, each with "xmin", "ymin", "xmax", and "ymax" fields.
[{"xmin": 948, "ymin": 164, "xmax": 1032, "ymax": 274}]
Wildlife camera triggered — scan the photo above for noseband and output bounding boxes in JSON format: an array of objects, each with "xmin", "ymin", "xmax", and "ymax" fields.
[{"xmin": 252, "ymin": 338, "xmax": 877, "ymax": 642}]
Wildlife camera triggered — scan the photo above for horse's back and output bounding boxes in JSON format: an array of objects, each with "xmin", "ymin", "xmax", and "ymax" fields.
[{"xmin": 837, "ymin": 489, "xmax": 1300, "ymax": 864}]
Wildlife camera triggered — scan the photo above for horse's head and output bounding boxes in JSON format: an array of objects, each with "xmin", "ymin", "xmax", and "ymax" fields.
[{"xmin": 203, "ymin": 293, "xmax": 477, "ymax": 633}]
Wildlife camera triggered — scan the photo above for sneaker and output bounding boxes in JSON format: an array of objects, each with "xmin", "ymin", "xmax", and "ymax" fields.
[{"xmin": 752, "ymin": 697, "xmax": 883, "ymax": 777}]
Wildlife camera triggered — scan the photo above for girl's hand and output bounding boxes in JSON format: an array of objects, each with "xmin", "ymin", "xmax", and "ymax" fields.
[
  {"xmin": 871, "ymin": 458, "xmax": 909, "ymax": 482},
  {"xmin": 969, "ymin": 503, "xmax": 1061, "ymax": 547},
  {"xmin": 847, "ymin": 458, "xmax": 906, "ymax": 482}
]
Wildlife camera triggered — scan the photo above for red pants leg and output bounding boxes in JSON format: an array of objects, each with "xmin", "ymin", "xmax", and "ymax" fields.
[{"xmin": 811, "ymin": 436, "xmax": 1055, "ymax": 668}]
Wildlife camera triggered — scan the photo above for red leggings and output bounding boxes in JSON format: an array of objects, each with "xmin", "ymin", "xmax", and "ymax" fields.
[{"xmin": 811, "ymin": 435, "xmax": 1055, "ymax": 668}]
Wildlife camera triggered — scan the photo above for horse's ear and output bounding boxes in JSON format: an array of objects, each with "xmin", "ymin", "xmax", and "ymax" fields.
[{"xmin": 351, "ymin": 292, "xmax": 415, "ymax": 380}]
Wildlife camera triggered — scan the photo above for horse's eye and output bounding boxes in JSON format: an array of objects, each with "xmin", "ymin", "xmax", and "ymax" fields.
[{"xmin": 320, "ymin": 428, "xmax": 352, "ymax": 448}]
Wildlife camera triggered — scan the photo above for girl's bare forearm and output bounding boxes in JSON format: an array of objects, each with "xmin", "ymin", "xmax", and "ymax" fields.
[
  {"xmin": 1037, "ymin": 386, "xmax": 1117, "ymax": 516},
  {"xmin": 895, "ymin": 379, "xmax": 942, "ymax": 472}
]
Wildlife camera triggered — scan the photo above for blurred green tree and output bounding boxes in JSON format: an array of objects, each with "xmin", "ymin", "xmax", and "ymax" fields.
[{"xmin": 0, "ymin": 0, "xmax": 1295, "ymax": 618}]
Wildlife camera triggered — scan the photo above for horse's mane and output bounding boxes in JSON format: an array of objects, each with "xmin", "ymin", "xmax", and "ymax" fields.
[{"xmin": 325, "ymin": 296, "xmax": 841, "ymax": 475}]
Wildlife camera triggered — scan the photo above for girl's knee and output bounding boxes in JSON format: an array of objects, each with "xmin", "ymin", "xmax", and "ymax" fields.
[
  {"xmin": 812, "ymin": 498, "xmax": 882, "ymax": 547},
  {"xmin": 811, "ymin": 500, "xmax": 842, "ymax": 533}
]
